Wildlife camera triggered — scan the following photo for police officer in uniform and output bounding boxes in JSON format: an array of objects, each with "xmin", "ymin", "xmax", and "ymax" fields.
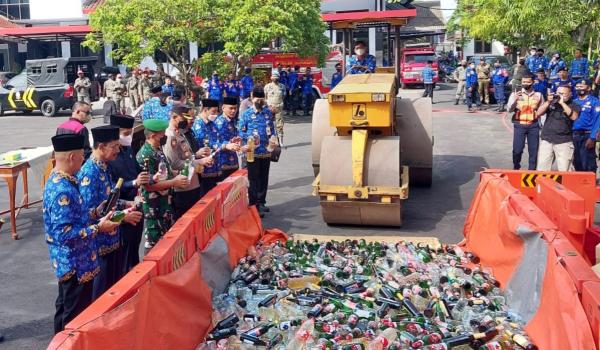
[
  {"xmin": 136, "ymin": 119, "xmax": 190, "ymax": 250},
  {"xmin": 78, "ymin": 126, "xmax": 143, "ymax": 298},
  {"xmin": 216, "ymin": 97, "xmax": 242, "ymax": 181},
  {"xmin": 44, "ymin": 134, "xmax": 119, "ymax": 333},
  {"xmin": 164, "ymin": 105, "xmax": 213, "ymax": 219},
  {"xmin": 114, "ymin": 74, "xmax": 126, "ymax": 112},
  {"xmin": 108, "ymin": 115, "xmax": 150, "ymax": 274},
  {"xmin": 466, "ymin": 62, "xmax": 480, "ymax": 112},
  {"xmin": 551, "ymin": 67, "xmax": 575, "ymax": 95},
  {"xmin": 127, "ymin": 70, "xmax": 141, "ymax": 110},
  {"xmin": 491, "ymin": 61, "xmax": 509, "ymax": 112},
  {"xmin": 74, "ymin": 70, "xmax": 91, "ymax": 104},
  {"xmin": 453, "ymin": 60, "xmax": 468, "ymax": 105},
  {"xmin": 264, "ymin": 71, "xmax": 286, "ymax": 144},
  {"xmin": 239, "ymin": 87, "xmax": 278, "ymax": 217},
  {"xmin": 103, "ymin": 74, "xmax": 116, "ymax": 101},
  {"xmin": 193, "ymin": 99, "xmax": 222, "ymax": 196},
  {"xmin": 139, "ymin": 69, "xmax": 152, "ymax": 102},
  {"xmin": 572, "ymin": 79, "xmax": 600, "ymax": 172}
]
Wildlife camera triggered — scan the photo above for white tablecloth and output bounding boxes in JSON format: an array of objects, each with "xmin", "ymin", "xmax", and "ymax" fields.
[{"xmin": 0, "ymin": 146, "xmax": 53, "ymax": 200}]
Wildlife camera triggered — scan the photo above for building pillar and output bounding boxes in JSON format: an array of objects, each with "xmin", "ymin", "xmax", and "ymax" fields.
[
  {"xmin": 369, "ymin": 27, "xmax": 379, "ymax": 66},
  {"xmin": 104, "ymin": 43, "xmax": 113, "ymax": 66},
  {"xmin": 189, "ymin": 42, "xmax": 198, "ymax": 62},
  {"xmin": 61, "ymin": 41, "xmax": 71, "ymax": 58}
]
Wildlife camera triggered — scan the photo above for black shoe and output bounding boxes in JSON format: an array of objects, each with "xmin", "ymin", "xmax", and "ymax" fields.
[
  {"xmin": 454, "ymin": 99, "xmax": 459, "ymax": 105},
  {"xmin": 259, "ymin": 204, "xmax": 270, "ymax": 212}
]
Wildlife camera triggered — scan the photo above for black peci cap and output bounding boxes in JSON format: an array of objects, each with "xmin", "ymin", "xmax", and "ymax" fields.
[
  {"xmin": 223, "ymin": 97, "xmax": 239, "ymax": 106},
  {"xmin": 252, "ymin": 87, "xmax": 265, "ymax": 98},
  {"xmin": 110, "ymin": 114, "xmax": 135, "ymax": 129},
  {"xmin": 91, "ymin": 125, "xmax": 119, "ymax": 143},
  {"xmin": 172, "ymin": 104, "xmax": 191, "ymax": 115},
  {"xmin": 201, "ymin": 99, "xmax": 219, "ymax": 108},
  {"xmin": 51, "ymin": 134, "xmax": 85, "ymax": 152},
  {"xmin": 151, "ymin": 85, "xmax": 163, "ymax": 94}
]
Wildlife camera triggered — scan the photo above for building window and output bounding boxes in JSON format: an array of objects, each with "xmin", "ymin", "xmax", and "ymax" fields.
[
  {"xmin": 474, "ymin": 40, "xmax": 492, "ymax": 54},
  {"xmin": 0, "ymin": 0, "xmax": 30, "ymax": 20}
]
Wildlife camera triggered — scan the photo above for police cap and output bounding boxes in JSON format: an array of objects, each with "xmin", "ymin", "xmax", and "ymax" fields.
[
  {"xmin": 110, "ymin": 114, "xmax": 135, "ymax": 129},
  {"xmin": 557, "ymin": 67, "xmax": 568, "ymax": 72},
  {"xmin": 143, "ymin": 119, "xmax": 169, "ymax": 132},
  {"xmin": 201, "ymin": 99, "xmax": 219, "ymax": 108},
  {"xmin": 576, "ymin": 78, "xmax": 591, "ymax": 86},
  {"xmin": 51, "ymin": 134, "xmax": 85, "ymax": 152},
  {"xmin": 91, "ymin": 125, "xmax": 120, "ymax": 143},
  {"xmin": 223, "ymin": 97, "xmax": 239, "ymax": 106}
]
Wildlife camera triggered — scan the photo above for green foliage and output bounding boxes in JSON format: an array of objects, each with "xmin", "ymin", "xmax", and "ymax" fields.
[
  {"xmin": 84, "ymin": 0, "xmax": 329, "ymax": 88},
  {"xmin": 450, "ymin": 0, "xmax": 600, "ymax": 56},
  {"xmin": 194, "ymin": 52, "xmax": 234, "ymax": 79}
]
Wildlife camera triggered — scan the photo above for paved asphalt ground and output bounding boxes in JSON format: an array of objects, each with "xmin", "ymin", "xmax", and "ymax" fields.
[{"xmin": 0, "ymin": 84, "xmax": 520, "ymax": 348}]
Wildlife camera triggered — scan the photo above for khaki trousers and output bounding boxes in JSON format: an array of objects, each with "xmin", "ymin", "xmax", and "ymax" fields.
[{"xmin": 536, "ymin": 139, "xmax": 574, "ymax": 171}]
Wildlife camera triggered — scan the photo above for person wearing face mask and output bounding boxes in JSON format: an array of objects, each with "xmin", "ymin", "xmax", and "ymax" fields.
[
  {"xmin": 548, "ymin": 52, "xmax": 566, "ymax": 80},
  {"xmin": 108, "ymin": 115, "xmax": 150, "ymax": 274},
  {"xmin": 56, "ymin": 101, "xmax": 93, "ymax": 159},
  {"xmin": 572, "ymin": 79, "xmax": 600, "ymax": 172},
  {"xmin": 525, "ymin": 48, "xmax": 548, "ymax": 75},
  {"xmin": 142, "ymin": 86, "xmax": 173, "ymax": 121},
  {"xmin": 510, "ymin": 57, "xmax": 530, "ymax": 92},
  {"xmin": 476, "ymin": 58, "xmax": 491, "ymax": 105},
  {"xmin": 286, "ymin": 65, "xmax": 300, "ymax": 115},
  {"xmin": 550, "ymin": 67, "xmax": 575, "ymax": 95},
  {"xmin": 193, "ymin": 99, "xmax": 222, "ymax": 196},
  {"xmin": 331, "ymin": 63, "xmax": 343, "ymax": 90},
  {"xmin": 78, "ymin": 126, "xmax": 144, "ymax": 299},
  {"xmin": 570, "ymin": 49, "xmax": 589, "ymax": 81},
  {"xmin": 301, "ymin": 67, "xmax": 315, "ymax": 116},
  {"xmin": 216, "ymin": 97, "xmax": 242, "ymax": 181},
  {"xmin": 136, "ymin": 119, "xmax": 190, "ymax": 251},
  {"xmin": 465, "ymin": 62, "xmax": 480, "ymax": 112},
  {"xmin": 507, "ymin": 74, "xmax": 544, "ymax": 170},
  {"xmin": 533, "ymin": 69, "xmax": 549, "ymax": 100},
  {"xmin": 164, "ymin": 105, "xmax": 213, "ymax": 220},
  {"xmin": 453, "ymin": 60, "xmax": 468, "ymax": 105},
  {"xmin": 239, "ymin": 86, "xmax": 278, "ymax": 217},
  {"xmin": 265, "ymin": 71, "xmax": 286, "ymax": 140},
  {"xmin": 491, "ymin": 60, "xmax": 509, "ymax": 112},
  {"xmin": 44, "ymin": 134, "xmax": 120, "ymax": 333},
  {"xmin": 346, "ymin": 41, "xmax": 376, "ymax": 75},
  {"xmin": 536, "ymin": 86, "xmax": 580, "ymax": 171}
]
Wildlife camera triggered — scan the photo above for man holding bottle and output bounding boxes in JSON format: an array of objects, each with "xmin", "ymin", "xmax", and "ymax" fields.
[
  {"xmin": 193, "ymin": 99, "xmax": 222, "ymax": 196},
  {"xmin": 216, "ymin": 97, "xmax": 242, "ymax": 181},
  {"xmin": 136, "ymin": 119, "xmax": 190, "ymax": 251}
]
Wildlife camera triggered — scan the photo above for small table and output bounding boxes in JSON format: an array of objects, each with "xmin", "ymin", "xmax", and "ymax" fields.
[{"xmin": 0, "ymin": 161, "xmax": 34, "ymax": 240}]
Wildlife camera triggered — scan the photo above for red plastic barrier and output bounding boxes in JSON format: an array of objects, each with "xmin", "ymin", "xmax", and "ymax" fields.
[
  {"xmin": 551, "ymin": 232, "xmax": 600, "ymax": 293},
  {"xmin": 219, "ymin": 206, "xmax": 263, "ymax": 268},
  {"xmin": 143, "ymin": 217, "xmax": 197, "ymax": 275},
  {"xmin": 65, "ymin": 261, "xmax": 157, "ymax": 330},
  {"xmin": 220, "ymin": 174, "xmax": 249, "ymax": 225},
  {"xmin": 184, "ymin": 196, "xmax": 222, "ymax": 251},
  {"xmin": 582, "ymin": 281, "xmax": 600, "ymax": 349},
  {"xmin": 584, "ymin": 227, "xmax": 600, "ymax": 265}
]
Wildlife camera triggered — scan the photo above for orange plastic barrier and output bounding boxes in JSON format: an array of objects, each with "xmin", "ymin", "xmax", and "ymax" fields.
[
  {"xmin": 143, "ymin": 217, "xmax": 198, "ymax": 275},
  {"xmin": 183, "ymin": 196, "xmax": 221, "ymax": 251},
  {"xmin": 219, "ymin": 205, "xmax": 263, "ymax": 268},
  {"xmin": 65, "ymin": 261, "xmax": 157, "ymax": 330},
  {"xmin": 584, "ymin": 227, "xmax": 600, "ymax": 265},
  {"xmin": 582, "ymin": 281, "xmax": 600, "ymax": 349},
  {"xmin": 464, "ymin": 172, "xmax": 598, "ymax": 350}
]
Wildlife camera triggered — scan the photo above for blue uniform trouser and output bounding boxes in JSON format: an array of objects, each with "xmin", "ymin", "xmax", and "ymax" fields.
[
  {"xmin": 493, "ymin": 83, "xmax": 506, "ymax": 106},
  {"xmin": 92, "ymin": 249, "xmax": 121, "ymax": 300},
  {"xmin": 466, "ymin": 83, "xmax": 480, "ymax": 108},
  {"xmin": 513, "ymin": 122, "xmax": 540, "ymax": 170},
  {"xmin": 302, "ymin": 92, "xmax": 314, "ymax": 115},
  {"xmin": 573, "ymin": 132, "xmax": 597, "ymax": 172}
]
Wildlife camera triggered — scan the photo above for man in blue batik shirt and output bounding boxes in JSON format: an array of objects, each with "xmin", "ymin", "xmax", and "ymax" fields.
[
  {"xmin": 570, "ymin": 49, "xmax": 589, "ymax": 80},
  {"xmin": 142, "ymin": 86, "xmax": 173, "ymax": 121},
  {"xmin": 216, "ymin": 97, "xmax": 242, "ymax": 181},
  {"xmin": 43, "ymin": 134, "xmax": 119, "ymax": 333},
  {"xmin": 346, "ymin": 41, "xmax": 376, "ymax": 75},
  {"xmin": 193, "ymin": 99, "xmax": 222, "ymax": 195},
  {"xmin": 241, "ymin": 68, "xmax": 254, "ymax": 99},
  {"xmin": 238, "ymin": 87, "xmax": 278, "ymax": 217},
  {"xmin": 78, "ymin": 126, "xmax": 143, "ymax": 299}
]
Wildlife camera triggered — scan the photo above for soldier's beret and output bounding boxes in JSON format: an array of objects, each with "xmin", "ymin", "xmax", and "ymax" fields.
[
  {"xmin": 223, "ymin": 97, "xmax": 239, "ymax": 106},
  {"xmin": 201, "ymin": 99, "xmax": 219, "ymax": 108},
  {"xmin": 51, "ymin": 134, "xmax": 84, "ymax": 152},
  {"xmin": 91, "ymin": 125, "xmax": 120, "ymax": 143},
  {"xmin": 151, "ymin": 86, "xmax": 163, "ymax": 94},
  {"xmin": 252, "ymin": 87, "xmax": 265, "ymax": 98},
  {"xmin": 143, "ymin": 119, "xmax": 169, "ymax": 132},
  {"xmin": 110, "ymin": 114, "xmax": 135, "ymax": 129}
]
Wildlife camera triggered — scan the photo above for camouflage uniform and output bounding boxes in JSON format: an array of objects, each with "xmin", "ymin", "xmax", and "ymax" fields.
[
  {"xmin": 135, "ymin": 142, "xmax": 174, "ymax": 249},
  {"xmin": 138, "ymin": 76, "xmax": 152, "ymax": 101}
]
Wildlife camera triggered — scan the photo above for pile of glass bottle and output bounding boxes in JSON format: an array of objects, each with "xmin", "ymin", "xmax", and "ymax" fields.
[{"xmin": 197, "ymin": 239, "xmax": 537, "ymax": 350}]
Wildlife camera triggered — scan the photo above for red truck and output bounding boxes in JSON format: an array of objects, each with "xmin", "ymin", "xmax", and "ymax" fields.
[{"xmin": 400, "ymin": 44, "xmax": 439, "ymax": 89}]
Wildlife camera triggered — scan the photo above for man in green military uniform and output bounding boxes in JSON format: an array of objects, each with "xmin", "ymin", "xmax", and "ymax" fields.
[{"xmin": 136, "ymin": 119, "xmax": 189, "ymax": 250}]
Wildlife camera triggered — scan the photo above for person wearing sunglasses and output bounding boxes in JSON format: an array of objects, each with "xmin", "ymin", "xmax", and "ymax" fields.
[{"xmin": 56, "ymin": 101, "xmax": 94, "ymax": 159}]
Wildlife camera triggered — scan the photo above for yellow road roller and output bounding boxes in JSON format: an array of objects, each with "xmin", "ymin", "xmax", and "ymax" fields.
[{"xmin": 311, "ymin": 73, "xmax": 433, "ymax": 226}]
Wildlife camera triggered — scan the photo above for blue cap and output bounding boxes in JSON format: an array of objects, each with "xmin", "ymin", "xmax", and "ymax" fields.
[{"xmin": 576, "ymin": 78, "xmax": 591, "ymax": 86}]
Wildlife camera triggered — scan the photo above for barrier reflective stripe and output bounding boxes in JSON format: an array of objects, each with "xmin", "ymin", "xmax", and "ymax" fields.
[
  {"xmin": 143, "ymin": 217, "xmax": 197, "ymax": 275},
  {"xmin": 184, "ymin": 196, "xmax": 221, "ymax": 251}
]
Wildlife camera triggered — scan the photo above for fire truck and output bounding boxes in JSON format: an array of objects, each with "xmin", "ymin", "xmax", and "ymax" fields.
[
  {"xmin": 399, "ymin": 43, "xmax": 439, "ymax": 89},
  {"xmin": 249, "ymin": 50, "xmax": 342, "ymax": 98}
]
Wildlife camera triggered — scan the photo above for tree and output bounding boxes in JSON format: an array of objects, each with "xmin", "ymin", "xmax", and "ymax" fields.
[
  {"xmin": 448, "ymin": 0, "xmax": 597, "ymax": 59},
  {"xmin": 84, "ymin": 0, "xmax": 219, "ymax": 89},
  {"xmin": 84, "ymin": 0, "xmax": 330, "ymax": 87}
]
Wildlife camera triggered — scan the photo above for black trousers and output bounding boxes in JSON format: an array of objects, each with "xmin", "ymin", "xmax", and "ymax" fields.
[
  {"xmin": 173, "ymin": 187, "xmax": 201, "ymax": 220},
  {"xmin": 218, "ymin": 168, "xmax": 239, "ymax": 182},
  {"xmin": 120, "ymin": 221, "xmax": 143, "ymax": 275},
  {"xmin": 54, "ymin": 276, "xmax": 93, "ymax": 333},
  {"xmin": 247, "ymin": 157, "xmax": 271, "ymax": 206},
  {"xmin": 199, "ymin": 176, "xmax": 219, "ymax": 197},
  {"xmin": 92, "ymin": 249, "xmax": 121, "ymax": 300},
  {"xmin": 423, "ymin": 83, "xmax": 434, "ymax": 99}
]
